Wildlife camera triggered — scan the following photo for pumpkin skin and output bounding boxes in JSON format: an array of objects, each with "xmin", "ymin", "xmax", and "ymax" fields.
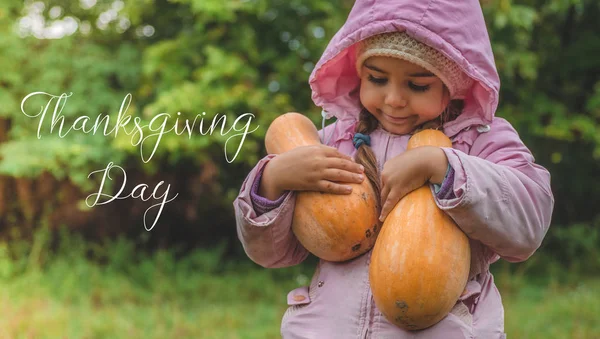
[
  {"xmin": 264, "ymin": 112, "xmax": 321, "ymax": 154},
  {"xmin": 369, "ymin": 129, "xmax": 471, "ymax": 330},
  {"xmin": 264, "ymin": 112, "xmax": 380, "ymax": 262}
]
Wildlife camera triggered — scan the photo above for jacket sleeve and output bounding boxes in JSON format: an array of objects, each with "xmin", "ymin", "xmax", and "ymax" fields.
[
  {"xmin": 435, "ymin": 118, "xmax": 554, "ymax": 262},
  {"xmin": 233, "ymin": 154, "xmax": 309, "ymax": 268}
]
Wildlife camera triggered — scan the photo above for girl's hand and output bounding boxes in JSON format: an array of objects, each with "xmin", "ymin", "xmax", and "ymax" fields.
[
  {"xmin": 379, "ymin": 146, "xmax": 448, "ymax": 222},
  {"xmin": 259, "ymin": 145, "xmax": 365, "ymax": 200}
]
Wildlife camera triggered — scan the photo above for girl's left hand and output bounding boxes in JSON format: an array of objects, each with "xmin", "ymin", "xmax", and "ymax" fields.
[{"xmin": 379, "ymin": 146, "xmax": 449, "ymax": 222}]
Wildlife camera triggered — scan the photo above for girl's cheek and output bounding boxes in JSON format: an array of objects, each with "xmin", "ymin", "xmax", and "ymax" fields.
[
  {"xmin": 360, "ymin": 87, "xmax": 374, "ymax": 106},
  {"xmin": 366, "ymin": 86, "xmax": 382, "ymax": 101},
  {"xmin": 414, "ymin": 101, "xmax": 437, "ymax": 119}
]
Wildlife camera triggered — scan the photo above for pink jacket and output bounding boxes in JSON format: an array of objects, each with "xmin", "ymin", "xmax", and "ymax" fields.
[{"xmin": 234, "ymin": 0, "xmax": 554, "ymax": 338}]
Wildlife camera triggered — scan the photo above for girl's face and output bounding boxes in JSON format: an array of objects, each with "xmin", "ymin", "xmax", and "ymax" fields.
[{"xmin": 359, "ymin": 56, "xmax": 450, "ymax": 135}]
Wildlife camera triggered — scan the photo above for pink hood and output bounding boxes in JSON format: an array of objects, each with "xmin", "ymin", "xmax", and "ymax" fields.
[{"xmin": 309, "ymin": 0, "xmax": 500, "ymax": 138}]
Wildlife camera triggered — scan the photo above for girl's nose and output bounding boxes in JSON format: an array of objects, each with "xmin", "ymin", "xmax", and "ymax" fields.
[{"xmin": 384, "ymin": 89, "xmax": 407, "ymax": 108}]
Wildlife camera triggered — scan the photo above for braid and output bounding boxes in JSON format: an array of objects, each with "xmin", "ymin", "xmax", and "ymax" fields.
[{"xmin": 354, "ymin": 108, "xmax": 382, "ymax": 213}]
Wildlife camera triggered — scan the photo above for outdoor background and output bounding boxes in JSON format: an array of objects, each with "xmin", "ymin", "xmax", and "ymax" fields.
[{"xmin": 0, "ymin": 0, "xmax": 598, "ymax": 338}]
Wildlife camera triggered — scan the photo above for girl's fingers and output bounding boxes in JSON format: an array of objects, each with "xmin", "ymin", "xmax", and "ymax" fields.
[
  {"xmin": 321, "ymin": 147, "xmax": 365, "ymax": 174},
  {"xmin": 380, "ymin": 184, "xmax": 390, "ymax": 204},
  {"xmin": 379, "ymin": 186, "xmax": 392, "ymax": 222},
  {"xmin": 379, "ymin": 202, "xmax": 390, "ymax": 222},
  {"xmin": 323, "ymin": 146, "xmax": 353, "ymax": 161},
  {"xmin": 322, "ymin": 147, "xmax": 362, "ymax": 167},
  {"xmin": 324, "ymin": 169, "xmax": 364, "ymax": 184},
  {"xmin": 316, "ymin": 180, "xmax": 354, "ymax": 195},
  {"xmin": 324, "ymin": 156, "xmax": 364, "ymax": 174}
]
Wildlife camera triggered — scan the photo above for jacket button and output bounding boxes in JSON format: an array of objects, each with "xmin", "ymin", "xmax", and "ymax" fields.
[
  {"xmin": 293, "ymin": 295, "xmax": 306, "ymax": 301},
  {"xmin": 477, "ymin": 124, "xmax": 491, "ymax": 133},
  {"xmin": 318, "ymin": 281, "xmax": 324, "ymax": 287}
]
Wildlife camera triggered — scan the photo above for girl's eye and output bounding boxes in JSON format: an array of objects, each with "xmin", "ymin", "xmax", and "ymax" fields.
[
  {"xmin": 367, "ymin": 74, "xmax": 387, "ymax": 85},
  {"xmin": 409, "ymin": 82, "xmax": 430, "ymax": 92}
]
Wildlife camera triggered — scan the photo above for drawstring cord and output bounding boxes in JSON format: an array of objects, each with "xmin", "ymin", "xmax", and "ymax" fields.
[{"xmin": 321, "ymin": 110, "xmax": 337, "ymax": 146}]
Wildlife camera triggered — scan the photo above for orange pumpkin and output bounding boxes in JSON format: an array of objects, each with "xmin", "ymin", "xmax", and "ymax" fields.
[
  {"xmin": 264, "ymin": 112, "xmax": 380, "ymax": 262},
  {"xmin": 369, "ymin": 129, "xmax": 471, "ymax": 330}
]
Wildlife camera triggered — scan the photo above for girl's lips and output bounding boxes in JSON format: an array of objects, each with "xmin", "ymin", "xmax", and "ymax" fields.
[{"xmin": 383, "ymin": 112, "xmax": 411, "ymax": 124}]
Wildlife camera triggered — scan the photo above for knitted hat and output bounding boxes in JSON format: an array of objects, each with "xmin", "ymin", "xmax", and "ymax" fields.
[{"xmin": 355, "ymin": 32, "xmax": 473, "ymax": 99}]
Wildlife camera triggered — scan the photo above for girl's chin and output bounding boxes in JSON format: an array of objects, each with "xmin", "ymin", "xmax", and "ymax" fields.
[{"xmin": 379, "ymin": 123, "xmax": 415, "ymax": 135}]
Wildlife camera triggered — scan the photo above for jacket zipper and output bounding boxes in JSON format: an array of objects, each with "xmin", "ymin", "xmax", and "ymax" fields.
[
  {"xmin": 378, "ymin": 130, "xmax": 392, "ymax": 172},
  {"xmin": 362, "ymin": 252, "xmax": 375, "ymax": 338}
]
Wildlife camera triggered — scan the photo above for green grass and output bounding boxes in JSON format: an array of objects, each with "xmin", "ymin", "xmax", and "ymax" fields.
[
  {"xmin": 497, "ymin": 271, "xmax": 600, "ymax": 339},
  {"xmin": 0, "ymin": 228, "xmax": 598, "ymax": 338}
]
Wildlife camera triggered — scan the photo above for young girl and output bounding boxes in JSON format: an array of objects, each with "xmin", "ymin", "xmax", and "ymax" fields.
[{"xmin": 234, "ymin": 0, "xmax": 554, "ymax": 337}]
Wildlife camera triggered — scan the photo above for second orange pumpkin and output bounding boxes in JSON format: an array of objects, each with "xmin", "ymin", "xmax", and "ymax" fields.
[{"xmin": 369, "ymin": 129, "xmax": 471, "ymax": 330}]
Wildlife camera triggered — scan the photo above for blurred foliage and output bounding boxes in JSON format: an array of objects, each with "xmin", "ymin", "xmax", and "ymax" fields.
[{"xmin": 0, "ymin": 0, "xmax": 598, "ymax": 271}]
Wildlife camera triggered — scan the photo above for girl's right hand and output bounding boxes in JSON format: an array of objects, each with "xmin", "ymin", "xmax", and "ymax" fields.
[{"xmin": 259, "ymin": 145, "xmax": 365, "ymax": 200}]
